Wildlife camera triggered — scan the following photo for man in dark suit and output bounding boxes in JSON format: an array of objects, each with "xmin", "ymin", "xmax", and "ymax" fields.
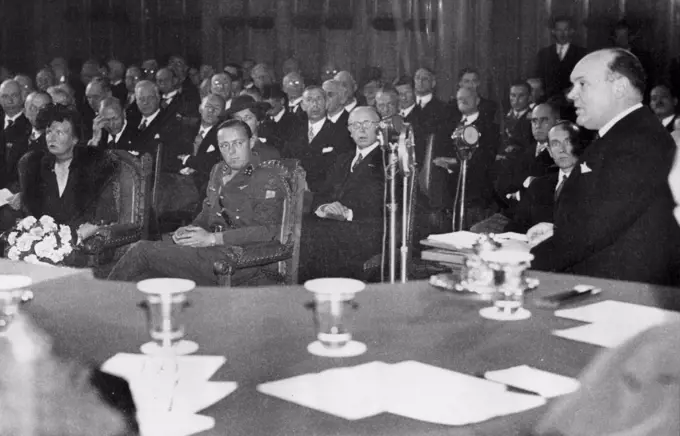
[
  {"xmin": 22, "ymin": 91, "xmax": 51, "ymax": 153},
  {"xmin": 299, "ymin": 106, "xmax": 386, "ymax": 280},
  {"xmin": 458, "ymin": 67, "xmax": 499, "ymax": 123},
  {"xmin": 169, "ymin": 55, "xmax": 200, "ymax": 104},
  {"xmin": 107, "ymin": 119, "xmax": 288, "ymax": 286},
  {"xmin": 323, "ymin": 79, "xmax": 351, "ymax": 140},
  {"xmin": 282, "ymin": 72, "xmax": 305, "ymax": 120},
  {"xmin": 530, "ymin": 48, "xmax": 678, "ymax": 285},
  {"xmin": 0, "ymin": 79, "xmax": 32, "ymax": 193},
  {"xmin": 534, "ymin": 16, "xmax": 588, "ymax": 98},
  {"xmin": 649, "ymin": 84, "xmax": 677, "ymax": 132},
  {"xmin": 83, "ymin": 76, "xmax": 113, "ymax": 141},
  {"xmin": 413, "ymin": 67, "xmax": 450, "ymax": 136},
  {"xmin": 260, "ymin": 84, "xmax": 296, "ymax": 150},
  {"xmin": 90, "ymin": 97, "xmax": 136, "ymax": 151},
  {"xmin": 282, "ymin": 86, "xmax": 354, "ymax": 193},
  {"xmin": 155, "ymin": 67, "xmax": 200, "ymax": 133}
]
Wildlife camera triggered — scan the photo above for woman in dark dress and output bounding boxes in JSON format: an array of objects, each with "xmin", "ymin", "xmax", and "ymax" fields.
[{"xmin": 18, "ymin": 104, "xmax": 119, "ymax": 243}]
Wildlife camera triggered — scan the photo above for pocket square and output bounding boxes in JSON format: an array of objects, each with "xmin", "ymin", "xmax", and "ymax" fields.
[
  {"xmin": 206, "ymin": 144, "xmax": 215, "ymax": 153},
  {"xmin": 153, "ymin": 133, "xmax": 160, "ymax": 140},
  {"xmin": 322, "ymin": 147, "xmax": 334, "ymax": 154},
  {"xmin": 580, "ymin": 162, "xmax": 592, "ymax": 174},
  {"xmin": 128, "ymin": 150, "xmax": 140, "ymax": 156}
]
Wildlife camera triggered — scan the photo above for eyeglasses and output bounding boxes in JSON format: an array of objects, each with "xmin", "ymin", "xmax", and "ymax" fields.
[
  {"xmin": 218, "ymin": 139, "xmax": 249, "ymax": 151},
  {"xmin": 348, "ymin": 121, "xmax": 379, "ymax": 131}
]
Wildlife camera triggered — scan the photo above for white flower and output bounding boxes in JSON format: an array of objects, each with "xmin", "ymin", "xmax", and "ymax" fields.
[
  {"xmin": 58, "ymin": 225, "xmax": 72, "ymax": 244},
  {"xmin": 18, "ymin": 216, "xmax": 37, "ymax": 230},
  {"xmin": 29, "ymin": 226, "xmax": 45, "ymax": 238},
  {"xmin": 39, "ymin": 215, "xmax": 55, "ymax": 226},
  {"xmin": 41, "ymin": 234, "xmax": 57, "ymax": 250},
  {"xmin": 7, "ymin": 232, "xmax": 17, "ymax": 245},
  {"xmin": 24, "ymin": 254, "xmax": 40, "ymax": 264},
  {"xmin": 7, "ymin": 246, "xmax": 20, "ymax": 260},
  {"xmin": 15, "ymin": 234, "xmax": 35, "ymax": 252},
  {"xmin": 34, "ymin": 238, "xmax": 56, "ymax": 259}
]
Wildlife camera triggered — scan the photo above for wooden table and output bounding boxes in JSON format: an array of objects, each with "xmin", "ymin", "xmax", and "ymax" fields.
[{"xmin": 4, "ymin": 259, "xmax": 678, "ymax": 435}]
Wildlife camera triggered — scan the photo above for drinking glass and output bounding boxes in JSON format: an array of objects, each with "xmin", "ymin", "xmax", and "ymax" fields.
[
  {"xmin": 0, "ymin": 275, "xmax": 33, "ymax": 334},
  {"xmin": 479, "ymin": 250, "xmax": 534, "ymax": 320},
  {"xmin": 304, "ymin": 278, "xmax": 365, "ymax": 349},
  {"xmin": 137, "ymin": 278, "xmax": 195, "ymax": 351}
]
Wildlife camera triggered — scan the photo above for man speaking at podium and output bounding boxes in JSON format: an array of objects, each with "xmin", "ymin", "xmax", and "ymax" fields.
[{"xmin": 529, "ymin": 48, "xmax": 678, "ymax": 284}]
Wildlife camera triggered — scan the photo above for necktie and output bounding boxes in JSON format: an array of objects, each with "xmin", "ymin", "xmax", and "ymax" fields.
[
  {"xmin": 5, "ymin": 119, "xmax": 13, "ymax": 130},
  {"xmin": 308, "ymin": 125, "xmax": 315, "ymax": 143},
  {"xmin": 193, "ymin": 130, "xmax": 204, "ymax": 155},
  {"xmin": 351, "ymin": 153, "xmax": 364, "ymax": 172},
  {"xmin": 138, "ymin": 119, "xmax": 147, "ymax": 132},
  {"xmin": 554, "ymin": 173, "xmax": 566, "ymax": 201},
  {"xmin": 558, "ymin": 45, "xmax": 566, "ymax": 61}
]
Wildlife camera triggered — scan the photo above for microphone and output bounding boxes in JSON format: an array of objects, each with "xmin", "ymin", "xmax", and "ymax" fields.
[{"xmin": 451, "ymin": 124, "xmax": 481, "ymax": 161}]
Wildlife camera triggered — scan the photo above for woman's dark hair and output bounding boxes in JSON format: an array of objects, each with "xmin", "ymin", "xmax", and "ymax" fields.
[
  {"xmin": 40, "ymin": 103, "xmax": 80, "ymax": 140},
  {"xmin": 217, "ymin": 118, "xmax": 252, "ymax": 139},
  {"xmin": 550, "ymin": 120, "xmax": 586, "ymax": 156}
]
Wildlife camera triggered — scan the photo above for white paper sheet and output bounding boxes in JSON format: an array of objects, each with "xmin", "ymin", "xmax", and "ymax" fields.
[
  {"xmin": 427, "ymin": 231, "xmax": 481, "ymax": 249},
  {"xmin": 554, "ymin": 300, "xmax": 680, "ymax": 325},
  {"xmin": 553, "ymin": 321, "xmax": 660, "ymax": 348},
  {"xmin": 137, "ymin": 412, "xmax": 215, "ymax": 436},
  {"xmin": 484, "ymin": 365, "xmax": 580, "ymax": 398},
  {"xmin": 257, "ymin": 360, "xmax": 546, "ymax": 425}
]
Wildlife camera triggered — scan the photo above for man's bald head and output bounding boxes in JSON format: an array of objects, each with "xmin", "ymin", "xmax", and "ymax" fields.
[
  {"xmin": 334, "ymin": 71, "xmax": 357, "ymax": 103},
  {"xmin": 0, "ymin": 79, "xmax": 23, "ymax": 116},
  {"xmin": 530, "ymin": 102, "xmax": 560, "ymax": 142},
  {"xmin": 348, "ymin": 106, "xmax": 380, "ymax": 149}
]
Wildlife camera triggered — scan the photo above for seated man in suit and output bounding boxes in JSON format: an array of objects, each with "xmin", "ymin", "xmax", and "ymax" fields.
[
  {"xmin": 226, "ymin": 95, "xmax": 280, "ymax": 163},
  {"xmin": 529, "ymin": 48, "xmax": 678, "ymax": 285},
  {"xmin": 0, "ymin": 79, "xmax": 32, "ymax": 204},
  {"xmin": 108, "ymin": 119, "xmax": 287, "ymax": 286},
  {"xmin": 177, "ymin": 93, "xmax": 226, "ymax": 198},
  {"xmin": 83, "ymin": 76, "xmax": 112, "ymax": 140},
  {"xmin": 649, "ymin": 83, "xmax": 677, "ymax": 132},
  {"xmin": 89, "ymin": 97, "xmax": 135, "ymax": 150},
  {"xmin": 334, "ymin": 71, "xmax": 362, "ymax": 112},
  {"xmin": 504, "ymin": 120, "xmax": 582, "ymax": 233},
  {"xmin": 299, "ymin": 106, "xmax": 386, "ymax": 280},
  {"xmin": 323, "ymin": 79, "xmax": 350, "ymax": 130},
  {"xmin": 23, "ymin": 91, "xmax": 51, "ymax": 152},
  {"xmin": 282, "ymin": 72, "xmax": 305, "ymax": 119},
  {"xmin": 210, "ymin": 73, "xmax": 233, "ymax": 110},
  {"xmin": 474, "ymin": 102, "xmax": 560, "ymax": 233},
  {"xmin": 260, "ymin": 84, "xmax": 296, "ymax": 149},
  {"xmin": 155, "ymin": 67, "xmax": 199, "ymax": 130},
  {"xmin": 282, "ymin": 86, "xmax": 354, "ymax": 193},
  {"xmin": 457, "ymin": 67, "xmax": 499, "ymax": 123}
]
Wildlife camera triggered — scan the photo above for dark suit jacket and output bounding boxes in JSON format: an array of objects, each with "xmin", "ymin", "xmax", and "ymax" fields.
[
  {"xmin": 282, "ymin": 119, "xmax": 354, "ymax": 192},
  {"xmin": 312, "ymin": 146, "xmax": 385, "ymax": 221},
  {"xmin": 0, "ymin": 114, "xmax": 32, "ymax": 191},
  {"xmin": 535, "ymin": 43, "xmax": 588, "ymax": 97},
  {"xmin": 131, "ymin": 110, "xmax": 186, "ymax": 173},
  {"xmin": 505, "ymin": 172, "xmax": 557, "ymax": 233},
  {"xmin": 259, "ymin": 110, "xmax": 298, "ymax": 149},
  {"xmin": 502, "ymin": 109, "xmax": 533, "ymax": 153},
  {"xmin": 97, "ymin": 121, "xmax": 138, "ymax": 151},
  {"xmin": 111, "ymin": 82, "xmax": 127, "ymax": 105},
  {"xmin": 479, "ymin": 97, "xmax": 499, "ymax": 124},
  {"xmin": 663, "ymin": 115, "xmax": 678, "ymax": 133},
  {"xmin": 532, "ymin": 106, "xmax": 678, "ymax": 284},
  {"xmin": 416, "ymin": 96, "xmax": 451, "ymax": 138},
  {"xmin": 495, "ymin": 140, "xmax": 556, "ymax": 201}
]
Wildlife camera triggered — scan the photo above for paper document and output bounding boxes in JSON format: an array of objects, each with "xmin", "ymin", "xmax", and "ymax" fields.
[
  {"xmin": 484, "ymin": 365, "xmax": 580, "ymax": 398},
  {"xmin": 257, "ymin": 360, "xmax": 546, "ymax": 425},
  {"xmin": 427, "ymin": 231, "xmax": 480, "ymax": 249}
]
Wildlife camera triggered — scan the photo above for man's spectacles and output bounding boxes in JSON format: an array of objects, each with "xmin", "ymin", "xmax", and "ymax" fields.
[
  {"xmin": 218, "ymin": 139, "xmax": 249, "ymax": 151},
  {"xmin": 349, "ymin": 121, "xmax": 379, "ymax": 131}
]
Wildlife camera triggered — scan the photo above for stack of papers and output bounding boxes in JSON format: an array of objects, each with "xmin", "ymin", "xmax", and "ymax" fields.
[
  {"xmin": 257, "ymin": 361, "xmax": 547, "ymax": 425},
  {"xmin": 102, "ymin": 353, "xmax": 236, "ymax": 436},
  {"xmin": 484, "ymin": 365, "xmax": 580, "ymax": 398},
  {"xmin": 553, "ymin": 300, "xmax": 680, "ymax": 348},
  {"xmin": 427, "ymin": 231, "xmax": 481, "ymax": 249}
]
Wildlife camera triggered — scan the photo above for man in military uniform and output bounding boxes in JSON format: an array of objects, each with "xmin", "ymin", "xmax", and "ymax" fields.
[{"xmin": 107, "ymin": 119, "xmax": 287, "ymax": 286}]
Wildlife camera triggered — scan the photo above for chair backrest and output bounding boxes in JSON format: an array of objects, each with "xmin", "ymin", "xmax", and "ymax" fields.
[
  {"xmin": 108, "ymin": 150, "xmax": 153, "ymax": 238},
  {"xmin": 259, "ymin": 159, "xmax": 306, "ymax": 285}
]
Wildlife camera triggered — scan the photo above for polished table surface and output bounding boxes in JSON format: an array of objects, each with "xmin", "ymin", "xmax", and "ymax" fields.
[{"xmin": 2, "ymin": 258, "xmax": 677, "ymax": 436}]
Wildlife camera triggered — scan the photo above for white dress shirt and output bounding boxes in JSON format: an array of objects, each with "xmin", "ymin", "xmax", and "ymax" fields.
[
  {"xmin": 4, "ymin": 112, "xmax": 23, "ymax": 129},
  {"xmin": 139, "ymin": 109, "xmax": 161, "ymax": 129},
  {"xmin": 662, "ymin": 114, "xmax": 676, "ymax": 129},
  {"xmin": 162, "ymin": 89, "xmax": 179, "ymax": 106},
  {"xmin": 289, "ymin": 97, "xmax": 302, "ymax": 112},
  {"xmin": 327, "ymin": 110, "xmax": 344, "ymax": 124},
  {"xmin": 272, "ymin": 108, "xmax": 285, "ymax": 123},
  {"xmin": 461, "ymin": 112, "xmax": 479, "ymax": 126},
  {"xmin": 307, "ymin": 118, "xmax": 326, "ymax": 141},
  {"xmin": 416, "ymin": 93, "xmax": 433, "ymax": 108},
  {"xmin": 111, "ymin": 118, "xmax": 128, "ymax": 144},
  {"xmin": 349, "ymin": 141, "xmax": 380, "ymax": 172},
  {"xmin": 344, "ymin": 99, "xmax": 358, "ymax": 113},
  {"xmin": 598, "ymin": 103, "xmax": 643, "ymax": 138},
  {"xmin": 401, "ymin": 104, "xmax": 416, "ymax": 118},
  {"xmin": 556, "ymin": 169, "xmax": 572, "ymax": 191}
]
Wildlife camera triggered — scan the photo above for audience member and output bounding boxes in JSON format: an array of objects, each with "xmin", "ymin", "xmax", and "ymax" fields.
[
  {"xmin": 89, "ymin": 97, "xmax": 135, "ymax": 150},
  {"xmin": 260, "ymin": 84, "xmax": 295, "ymax": 149},
  {"xmin": 534, "ymin": 16, "xmax": 587, "ymax": 98},
  {"xmin": 362, "ymin": 79, "xmax": 380, "ymax": 108},
  {"xmin": 530, "ymin": 48, "xmax": 678, "ymax": 284},
  {"xmin": 0, "ymin": 79, "xmax": 32, "ymax": 193},
  {"xmin": 457, "ymin": 67, "xmax": 499, "ymax": 123},
  {"xmin": 141, "ymin": 58, "xmax": 158, "ymax": 80},
  {"xmin": 526, "ymin": 77, "xmax": 546, "ymax": 108},
  {"xmin": 282, "ymin": 86, "xmax": 353, "ymax": 192},
  {"xmin": 499, "ymin": 81, "xmax": 533, "ymax": 158},
  {"xmin": 282, "ymin": 72, "xmax": 305, "ymax": 118},
  {"xmin": 35, "ymin": 67, "xmax": 56, "ymax": 92},
  {"xmin": 14, "ymin": 74, "xmax": 34, "ymax": 102},
  {"xmin": 226, "ymin": 95, "xmax": 281, "ymax": 162},
  {"xmin": 299, "ymin": 106, "xmax": 386, "ymax": 280},
  {"xmin": 323, "ymin": 79, "xmax": 350, "ymax": 128},
  {"xmin": 335, "ymin": 71, "xmax": 361, "ymax": 111},
  {"xmin": 107, "ymin": 119, "xmax": 287, "ymax": 286},
  {"xmin": 649, "ymin": 83, "xmax": 677, "ymax": 132},
  {"xmin": 250, "ymin": 63, "xmax": 273, "ymax": 93},
  {"xmin": 413, "ymin": 67, "xmax": 449, "ymax": 136},
  {"xmin": 211, "ymin": 73, "xmax": 233, "ymax": 109},
  {"xmin": 107, "ymin": 59, "xmax": 127, "ymax": 104}
]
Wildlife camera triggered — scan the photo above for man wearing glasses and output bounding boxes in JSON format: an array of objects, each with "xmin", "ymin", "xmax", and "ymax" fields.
[
  {"xmin": 299, "ymin": 106, "xmax": 386, "ymax": 280},
  {"xmin": 108, "ymin": 119, "xmax": 287, "ymax": 286}
]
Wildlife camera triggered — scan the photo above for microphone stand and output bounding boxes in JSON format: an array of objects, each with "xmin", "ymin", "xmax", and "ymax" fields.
[
  {"xmin": 451, "ymin": 125, "xmax": 480, "ymax": 231},
  {"xmin": 380, "ymin": 118, "xmax": 416, "ymax": 284}
]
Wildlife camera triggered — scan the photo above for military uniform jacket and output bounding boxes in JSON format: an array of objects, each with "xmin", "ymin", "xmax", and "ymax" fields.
[{"xmin": 192, "ymin": 158, "xmax": 287, "ymax": 246}]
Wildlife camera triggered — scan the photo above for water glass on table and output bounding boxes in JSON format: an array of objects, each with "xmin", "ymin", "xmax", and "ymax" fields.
[{"xmin": 479, "ymin": 250, "xmax": 534, "ymax": 321}]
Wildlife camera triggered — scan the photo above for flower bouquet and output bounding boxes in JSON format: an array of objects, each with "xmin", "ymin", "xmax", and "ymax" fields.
[{"xmin": 4, "ymin": 216, "xmax": 74, "ymax": 266}]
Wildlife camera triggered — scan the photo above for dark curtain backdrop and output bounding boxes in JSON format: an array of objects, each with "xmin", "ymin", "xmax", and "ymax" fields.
[{"xmin": 1, "ymin": 0, "xmax": 679, "ymax": 104}]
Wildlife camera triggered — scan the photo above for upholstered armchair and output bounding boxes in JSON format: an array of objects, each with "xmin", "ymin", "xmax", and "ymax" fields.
[
  {"xmin": 80, "ymin": 150, "xmax": 152, "ymax": 267},
  {"xmin": 213, "ymin": 159, "xmax": 306, "ymax": 287}
]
